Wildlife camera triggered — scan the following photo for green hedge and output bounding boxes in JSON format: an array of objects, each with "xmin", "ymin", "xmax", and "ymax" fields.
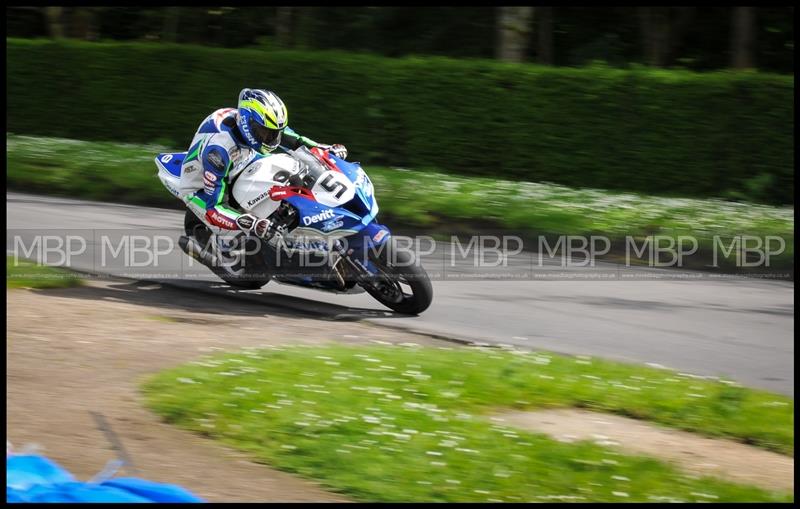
[{"xmin": 7, "ymin": 38, "xmax": 794, "ymax": 204}]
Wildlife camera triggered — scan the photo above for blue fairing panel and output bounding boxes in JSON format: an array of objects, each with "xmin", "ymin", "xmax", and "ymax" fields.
[
  {"xmin": 361, "ymin": 222, "xmax": 391, "ymax": 248},
  {"xmin": 328, "ymin": 153, "xmax": 358, "ymax": 180},
  {"xmin": 327, "ymin": 154, "xmax": 378, "ymax": 224},
  {"xmin": 345, "ymin": 222, "xmax": 390, "ymax": 253}
]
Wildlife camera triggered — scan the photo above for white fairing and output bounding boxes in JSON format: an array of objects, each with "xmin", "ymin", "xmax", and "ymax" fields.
[
  {"xmin": 154, "ymin": 153, "xmax": 184, "ymax": 199},
  {"xmin": 311, "ymin": 170, "xmax": 356, "ymax": 207},
  {"xmin": 232, "ymin": 154, "xmax": 301, "ymax": 219},
  {"xmin": 156, "ymin": 167, "xmax": 181, "ymax": 199}
]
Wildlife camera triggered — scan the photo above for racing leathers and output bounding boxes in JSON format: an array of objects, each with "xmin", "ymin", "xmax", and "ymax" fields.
[{"xmin": 177, "ymin": 107, "xmax": 344, "ymax": 237}]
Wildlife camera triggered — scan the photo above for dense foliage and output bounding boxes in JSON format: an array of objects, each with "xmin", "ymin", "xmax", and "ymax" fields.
[
  {"xmin": 6, "ymin": 7, "xmax": 794, "ymax": 73},
  {"xmin": 8, "ymin": 39, "xmax": 793, "ymax": 203}
]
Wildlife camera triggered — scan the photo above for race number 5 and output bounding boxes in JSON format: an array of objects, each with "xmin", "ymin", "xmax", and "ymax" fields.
[{"xmin": 319, "ymin": 173, "xmax": 348, "ymax": 199}]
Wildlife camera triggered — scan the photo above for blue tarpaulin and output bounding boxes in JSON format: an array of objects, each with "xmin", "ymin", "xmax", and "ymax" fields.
[{"xmin": 7, "ymin": 454, "xmax": 204, "ymax": 503}]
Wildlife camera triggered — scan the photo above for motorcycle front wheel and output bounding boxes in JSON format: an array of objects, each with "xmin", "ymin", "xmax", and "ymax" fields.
[{"xmin": 361, "ymin": 240, "xmax": 433, "ymax": 315}]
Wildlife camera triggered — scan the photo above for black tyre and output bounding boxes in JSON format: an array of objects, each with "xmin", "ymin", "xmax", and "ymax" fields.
[
  {"xmin": 183, "ymin": 209, "xmax": 270, "ymax": 290},
  {"xmin": 362, "ymin": 240, "xmax": 433, "ymax": 315}
]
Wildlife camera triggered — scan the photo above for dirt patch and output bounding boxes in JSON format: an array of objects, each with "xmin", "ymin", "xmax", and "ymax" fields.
[
  {"xmin": 6, "ymin": 279, "xmax": 449, "ymax": 502},
  {"xmin": 493, "ymin": 408, "xmax": 793, "ymax": 493}
]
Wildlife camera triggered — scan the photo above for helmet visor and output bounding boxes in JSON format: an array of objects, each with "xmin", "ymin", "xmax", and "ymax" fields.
[{"xmin": 248, "ymin": 118, "xmax": 282, "ymax": 149}]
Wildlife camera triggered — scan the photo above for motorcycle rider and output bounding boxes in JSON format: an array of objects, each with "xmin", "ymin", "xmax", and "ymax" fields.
[{"xmin": 177, "ymin": 88, "xmax": 348, "ymax": 244}]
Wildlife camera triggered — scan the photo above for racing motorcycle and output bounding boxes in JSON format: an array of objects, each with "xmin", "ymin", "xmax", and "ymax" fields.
[{"xmin": 154, "ymin": 145, "xmax": 432, "ymax": 315}]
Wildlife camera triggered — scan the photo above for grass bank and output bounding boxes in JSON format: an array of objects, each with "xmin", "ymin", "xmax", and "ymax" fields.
[
  {"xmin": 142, "ymin": 344, "xmax": 793, "ymax": 502},
  {"xmin": 6, "ymin": 256, "xmax": 83, "ymax": 289}
]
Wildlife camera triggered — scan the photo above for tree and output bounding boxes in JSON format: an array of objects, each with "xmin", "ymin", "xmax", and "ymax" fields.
[
  {"xmin": 731, "ymin": 6, "xmax": 756, "ymax": 68},
  {"xmin": 638, "ymin": 7, "xmax": 670, "ymax": 66},
  {"xmin": 5, "ymin": 6, "xmax": 791, "ymax": 73},
  {"xmin": 667, "ymin": 7, "xmax": 696, "ymax": 64},
  {"xmin": 162, "ymin": 7, "xmax": 180, "ymax": 43},
  {"xmin": 496, "ymin": 7, "xmax": 535, "ymax": 62},
  {"xmin": 537, "ymin": 6, "xmax": 554, "ymax": 64},
  {"xmin": 293, "ymin": 7, "xmax": 318, "ymax": 50},
  {"xmin": 637, "ymin": 7, "xmax": 697, "ymax": 67},
  {"xmin": 44, "ymin": 7, "xmax": 64, "ymax": 39},
  {"xmin": 275, "ymin": 7, "xmax": 292, "ymax": 48},
  {"xmin": 68, "ymin": 8, "xmax": 97, "ymax": 40}
]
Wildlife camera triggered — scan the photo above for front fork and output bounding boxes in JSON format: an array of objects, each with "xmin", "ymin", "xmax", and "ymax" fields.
[{"xmin": 332, "ymin": 225, "xmax": 393, "ymax": 291}]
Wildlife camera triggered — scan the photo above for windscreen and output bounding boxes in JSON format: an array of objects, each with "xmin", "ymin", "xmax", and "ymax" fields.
[{"xmin": 286, "ymin": 146, "xmax": 329, "ymax": 188}]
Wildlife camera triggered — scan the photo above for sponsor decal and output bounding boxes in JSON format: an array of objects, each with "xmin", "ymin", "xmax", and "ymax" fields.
[
  {"xmin": 236, "ymin": 215, "xmax": 255, "ymax": 231},
  {"xmin": 229, "ymin": 146, "xmax": 241, "ymax": 160},
  {"xmin": 163, "ymin": 181, "xmax": 180, "ymax": 197},
  {"xmin": 203, "ymin": 175, "xmax": 217, "ymax": 193},
  {"xmin": 206, "ymin": 210, "xmax": 237, "ymax": 230},
  {"xmin": 302, "ymin": 209, "xmax": 336, "ymax": 226},
  {"xmin": 321, "ymin": 219, "xmax": 344, "ymax": 232},
  {"xmin": 160, "ymin": 154, "xmax": 173, "ymax": 163},
  {"xmin": 373, "ymin": 229, "xmax": 389, "ymax": 243},
  {"xmin": 207, "ymin": 149, "xmax": 224, "ymax": 170},
  {"xmin": 240, "ymin": 119, "xmax": 256, "ymax": 145},
  {"xmin": 203, "ymin": 170, "xmax": 217, "ymax": 194},
  {"xmin": 183, "ymin": 164, "xmax": 198, "ymax": 174},
  {"xmin": 269, "ymin": 185, "xmax": 316, "ymax": 202},
  {"xmin": 356, "ymin": 169, "xmax": 374, "ymax": 196},
  {"xmin": 246, "ymin": 190, "xmax": 270, "ymax": 207},
  {"xmin": 284, "ymin": 239, "xmax": 329, "ymax": 251},
  {"xmin": 230, "ymin": 146, "xmax": 252, "ymax": 172}
]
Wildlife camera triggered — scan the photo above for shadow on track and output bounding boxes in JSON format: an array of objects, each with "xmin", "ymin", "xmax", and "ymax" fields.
[{"xmin": 32, "ymin": 278, "xmax": 410, "ymax": 322}]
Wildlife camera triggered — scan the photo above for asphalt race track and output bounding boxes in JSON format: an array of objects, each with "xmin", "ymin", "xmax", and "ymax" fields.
[{"xmin": 7, "ymin": 192, "xmax": 794, "ymax": 395}]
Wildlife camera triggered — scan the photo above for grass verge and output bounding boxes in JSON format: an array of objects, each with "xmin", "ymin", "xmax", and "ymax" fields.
[
  {"xmin": 141, "ymin": 344, "xmax": 793, "ymax": 502},
  {"xmin": 7, "ymin": 133, "xmax": 794, "ymax": 269},
  {"xmin": 7, "ymin": 256, "xmax": 83, "ymax": 289}
]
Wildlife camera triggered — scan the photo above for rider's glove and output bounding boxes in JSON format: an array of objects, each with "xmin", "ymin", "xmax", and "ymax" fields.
[
  {"xmin": 236, "ymin": 213, "xmax": 279, "ymax": 240},
  {"xmin": 320, "ymin": 143, "xmax": 347, "ymax": 160},
  {"xmin": 330, "ymin": 144, "xmax": 348, "ymax": 159},
  {"xmin": 253, "ymin": 217, "xmax": 278, "ymax": 239}
]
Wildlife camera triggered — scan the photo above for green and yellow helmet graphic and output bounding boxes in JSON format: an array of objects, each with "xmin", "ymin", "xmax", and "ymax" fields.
[
  {"xmin": 237, "ymin": 88, "xmax": 289, "ymax": 152},
  {"xmin": 238, "ymin": 89, "xmax": 288, "ymax": 129}
]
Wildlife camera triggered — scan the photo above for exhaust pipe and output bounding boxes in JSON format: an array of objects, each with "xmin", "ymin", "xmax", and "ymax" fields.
[{"xmin": 178, "ymin": 235, "xmax": 218, "ymax": 267}]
